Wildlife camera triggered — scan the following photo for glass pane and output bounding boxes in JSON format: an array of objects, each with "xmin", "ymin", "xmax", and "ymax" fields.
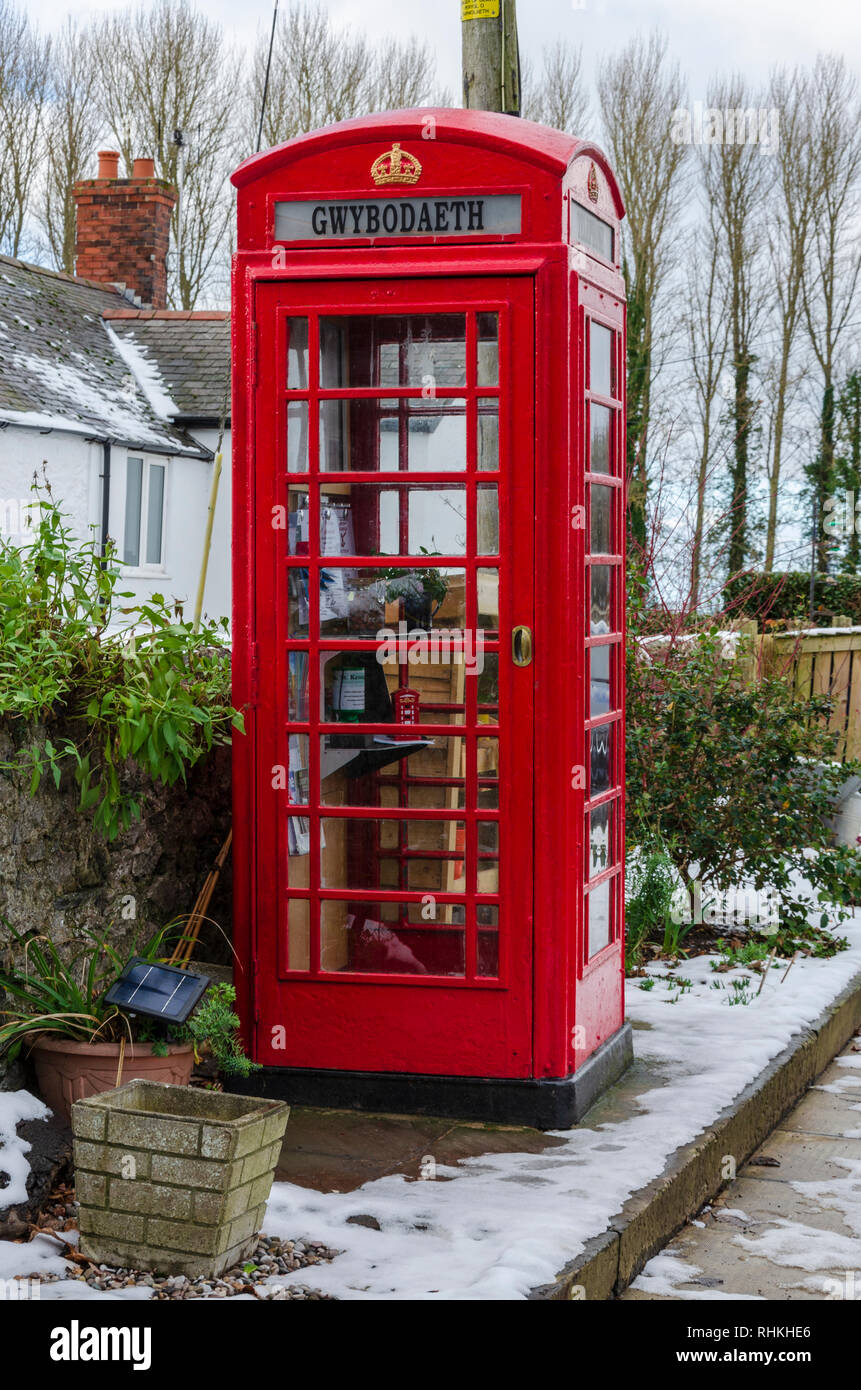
[
  {"xmin": 288, "ymin": 652, "xmax": 309, "ymax": 721},
  {"xmin": 319, "ymin": 566, "xmax": 467, "ymax": 637},
  {"xmin": 477, "ymin": 313, "xmax": 499, "ymax": 386},
  {"xmin": 477, "ymin": 819, "xmax": 499, "ymax": 892},
  {"xmin": 123, "ymin": 456, "xmax": 142, "ymax": 565},
  {"xmin": 590, "ymin": 564, "xmax": 612, "ymax": 635},
  {"xmin": 588, "ymin": 877, "xmax": 612, "ymax": 957},
  {"xmin": 320, "ymin": 397, "xmax": 467, "ymax": 473},
  {"xmin": 590, "ymin": 484, "xmax": 613, "ymax": 555},
  {"xmin": 287, "ymin": 898, "xmax": 311, "ymax": 972},
  {"xmin": 590, "ymin": 643, "xmax": 611, "ymax": 718},
  {"xmin": 287, "ymin": 318, "xmax": 309, "ymax": 389},
  {"xmin": 320, "ymin": 315, "xmax": 466, "ymax": 389},
  {"xmin": 320, "ymin": 900, "xmax": 466, "ymax": 976},
  {"xmin": 478, "ymin": 403, "xmax": 499, "ymax": 471},
  {"xmin": 590, "ymin": 322, "xmax": 614, "ymax": 398},
  {"xmin": 287, "ymin": 401, "xmax": 309, "ymax": 473},
  {"xmin": 588, "ymin": 801, "xmax": 612, "ymax": 879},
  {"xmin": 144, "ymin": 464, "xmax": 165, "ymax": 566},
  {"xmin": 477, "ymin": 484, "xmax": 499, "ymax": 554},
  {"xmin": 476, "ymin": 736, "xmax": 499, "ymax": 808},
  {"xmin": 589, "ymin": 723, "xmax": 612, "ymax": 797},
  {"xmin": 319, "ymin": 818, "xmax": 466, "ymax": 892},
  {"xmin": 288, "ymin": 487, "xmax": 310, "ymax": 555},
  {"xmin": 315, "ymin": 485, "xmax": 470, "ymax": 557},
  {"xmin": 477, "ymin": 651, "xmax": 499, "ymax": 715},
  {"xmin": 590, "ymin": 404, "xmax": 612, "ymax": 475},
  {"xmin": 287, "ymin": 733, "xmax": 310, "ymax": 804},
  {"xmin": 321, "ymin": 734, "xmax": 467, "ymax": 808},
  {"xmin": 287, "ymin": 567, "xmax": 309, "ymax": 636},
  {"xmin": 477, "ymin": 903, "xmax": 499, "ymax": 977},
  {"xmin": 477, "ymin": 567, "xmax": 499, "ymax": 630}
]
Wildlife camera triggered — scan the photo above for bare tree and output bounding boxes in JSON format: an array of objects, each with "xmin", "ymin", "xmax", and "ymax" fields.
[
  {"xmin": 596, "ymin": 32, "xmax": 689, "ymax": 557},
  {"xmin": 247, "ymin": 3, "xmax": 439, "ymax": 154},
  {"xmin": 38, "ymin": 21, "xmax": 102, "ymax": 275},
  {"xmin": 761, "ymin": 65, "xmax": 818, "ymax": 572},
  {"xmin": 802, "ymin": 54, "xmax": 861, "ymax": 571},
  {"xmin": 521, "ymin": 40, "xmax": 589, "ymax": 134},
  {"xmin": 0, "ymin": 0, "xmax": 50, "ymax": 258},
  {"xmin": 683, "ymin": 209, "xmax": 730, "ymax": 607},
  {"xmin": 699, "ymin": 75, "xmax": 774, "ymax": 576},
  {"xmin": 93, "ymin": 0, "xmax": 240, "ymax": 308}
]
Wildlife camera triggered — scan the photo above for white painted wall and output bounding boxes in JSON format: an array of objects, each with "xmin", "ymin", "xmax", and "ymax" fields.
[
  {"xmin": 0, "ymin": 423, "xmax": 101, "ymax": 547},
  {"xmin": 0, "ymin": 422, "xmax": 232, "ymax": 628}
]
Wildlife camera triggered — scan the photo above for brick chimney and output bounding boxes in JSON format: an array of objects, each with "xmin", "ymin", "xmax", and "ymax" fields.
[{"xmin": 72, "ymin": 150, "xmax": 177, "ymax": 310}]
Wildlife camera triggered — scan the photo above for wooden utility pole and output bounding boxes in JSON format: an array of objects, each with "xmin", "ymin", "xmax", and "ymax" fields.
[{"xmin": 461, "ymin": 0, "xmax": 521, "ymax": 116}]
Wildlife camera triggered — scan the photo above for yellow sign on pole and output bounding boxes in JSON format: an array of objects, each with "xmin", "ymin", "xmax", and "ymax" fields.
[{"xmin": 462, "ymin": 0, "xmax": 500, "ymax": 18}]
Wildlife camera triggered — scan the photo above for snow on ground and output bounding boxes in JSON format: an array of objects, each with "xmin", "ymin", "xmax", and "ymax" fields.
[
  {"xmin": 629, "ymin": 1251, "xmax": 762, "ymax": 1301},
  {"xmin": 3, "ymin": 915, "xmax": 861, "ymax": 1301},
  {"xmin": 0, "ymin": 1090, "xmax": 49, "ymax": 1206},
  {"xmin": 258, "ymin": 916, "xmax": 861, "ymax": 1300}
]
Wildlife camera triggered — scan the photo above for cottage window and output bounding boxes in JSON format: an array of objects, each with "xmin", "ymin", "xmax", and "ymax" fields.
[{"xmin": 123, "ymin": 455, "xmax": 166, "ymax": 569}]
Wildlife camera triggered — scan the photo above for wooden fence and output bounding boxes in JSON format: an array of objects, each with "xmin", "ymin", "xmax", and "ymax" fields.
[{"xmin": 742, "ymin": 617, "xmax": 861, "ymax": 764}]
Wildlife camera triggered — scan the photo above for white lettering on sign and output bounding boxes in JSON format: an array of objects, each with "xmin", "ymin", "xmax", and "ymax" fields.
[{"xmin": 274, "ymin": 195, "xmax": 521, "ymax": 242}]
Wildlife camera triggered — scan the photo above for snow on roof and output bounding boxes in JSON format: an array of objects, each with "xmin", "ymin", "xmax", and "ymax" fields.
[
  {"xmin": 103, "ymin": 321, "xmax": 180, "ymax": 420},
  {"xmin": 0, "ymin": 255, "xmax": 209, "ymax": 457},
  {"xmin": 104, "ymin": 311, "xmax": 230, "ymax": 422}
]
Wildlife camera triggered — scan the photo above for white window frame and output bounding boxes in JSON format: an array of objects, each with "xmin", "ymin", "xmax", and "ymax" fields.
[{"xmin": 122, "ymin": 453, "xmax": 169, "ymax": 574}]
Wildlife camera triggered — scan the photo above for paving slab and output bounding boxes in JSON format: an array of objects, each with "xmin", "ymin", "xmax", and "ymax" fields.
[
  {"xmin": 275, "ymin": 1105, "xmax": 564, "ymax": 1192},
  {"xmin": 620, "ymin": 1037, "xmax": 861, "ymax": 1301}
]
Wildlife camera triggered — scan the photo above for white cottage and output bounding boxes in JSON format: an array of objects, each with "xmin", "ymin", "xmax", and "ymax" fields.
[{"xmin": 0, "ymin": 151, "xmax": 231, "ymax": 624}]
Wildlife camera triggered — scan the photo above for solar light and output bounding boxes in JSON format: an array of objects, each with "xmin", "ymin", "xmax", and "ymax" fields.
[{"xmin": 104, "ymin": 958, "xmax": 210, "ymax": 1025}]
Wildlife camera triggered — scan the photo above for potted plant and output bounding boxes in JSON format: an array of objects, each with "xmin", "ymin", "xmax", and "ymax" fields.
[
  {"xmin": 0, "ymin": 923, "xmax": 197, "ymax": 1125},
  {"xmin": 383, "ymin": 552, "xmax": 450, "ymax": 630}
]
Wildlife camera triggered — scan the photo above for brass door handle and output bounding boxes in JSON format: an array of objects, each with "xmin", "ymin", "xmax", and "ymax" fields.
[{"xmin": 512, "ymin": 625, "xmax": 533, "ymax": 666}]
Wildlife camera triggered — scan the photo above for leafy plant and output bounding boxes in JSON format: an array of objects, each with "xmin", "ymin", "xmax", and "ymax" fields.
[
  {"xmin": 382, "ymin": 548, "xmax": 449, "ymax": 615},
  {"xmin": 627, "ymin": 621, "xmax": 861, "ymax": 954},
  {"xmin": 625, "ymin": 845, "xmax": 679, "ymax": 970},
  {"xmin": 724, "ymin": 569, "xmax": 861, "ymax": 626},
  {"xmin": 0, "ymin": 490, "xmax": 243, "ymax": 839},
  {"xmin": 176, "ymin": 982, "xmax": 259, "ymax": 1078},
  {"xmin": 0, "ymin": 920, "xmax": 179, "ymax": 1060}
]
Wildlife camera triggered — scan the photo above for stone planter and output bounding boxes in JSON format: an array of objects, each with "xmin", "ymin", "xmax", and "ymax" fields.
[
  {"xmin": 72, "ymin": 1080, "xmax": 289, "ymax": 1278},
  {"xmin": 32, "ymin": 1036, "xmax": 194, "ymax": 1127}
]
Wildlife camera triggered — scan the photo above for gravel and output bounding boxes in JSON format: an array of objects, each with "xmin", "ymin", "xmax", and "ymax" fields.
[{"xmin": 33, "ymin": 1233, "xmax": 339, "ymax": 1300}]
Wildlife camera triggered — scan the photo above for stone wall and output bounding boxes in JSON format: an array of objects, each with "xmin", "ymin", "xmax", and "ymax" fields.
[{"xmin": 0, "ymin": 726, "xmax": 233, "ymax": 1084}]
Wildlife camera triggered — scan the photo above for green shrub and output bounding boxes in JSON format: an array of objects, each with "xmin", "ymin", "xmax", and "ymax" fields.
[
  {"xmin": 176, "ymin": 982, "xmax": 259, "ymax": 1077},
  {"xmin": 0, "ymin": 492, "xmax": 243, "ymax": 839},
  {"xmin": 723, "ymin": 570, "xmax": 861, "ymax": 626},
  {"xmin": 626, "ymin": 624, "xmax": 860, "ymax": 953}
]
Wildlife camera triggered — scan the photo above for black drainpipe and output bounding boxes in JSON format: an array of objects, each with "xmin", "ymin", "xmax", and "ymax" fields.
[{"xmin": 99, "ymin": 439, "xmax": 111, "ymax": 560}]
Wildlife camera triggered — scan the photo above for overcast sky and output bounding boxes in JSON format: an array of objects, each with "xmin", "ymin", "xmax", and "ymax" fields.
[{"xmin": 32, "ymin": 0, "xmax": 861, "ymax": 120}]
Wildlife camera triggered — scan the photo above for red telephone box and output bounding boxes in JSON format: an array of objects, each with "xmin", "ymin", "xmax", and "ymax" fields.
[{"xmin": 230, "ymin": 109, "xmax": 631, "ymax": 1127}]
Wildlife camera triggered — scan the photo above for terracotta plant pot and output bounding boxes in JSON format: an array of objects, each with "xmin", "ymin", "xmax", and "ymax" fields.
[{"xmin": 31, "ymin": 1037, "xmax": 194, "ymax": 1127}]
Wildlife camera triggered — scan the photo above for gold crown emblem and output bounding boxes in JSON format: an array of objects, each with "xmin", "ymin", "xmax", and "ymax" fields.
[
  {"xmin": 370, "ymin": 142, "xmax": 422, "ymax": 186},
  {"xmin": 587, "ymin": 162, "xmax": 599, "ymax": 204}
]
